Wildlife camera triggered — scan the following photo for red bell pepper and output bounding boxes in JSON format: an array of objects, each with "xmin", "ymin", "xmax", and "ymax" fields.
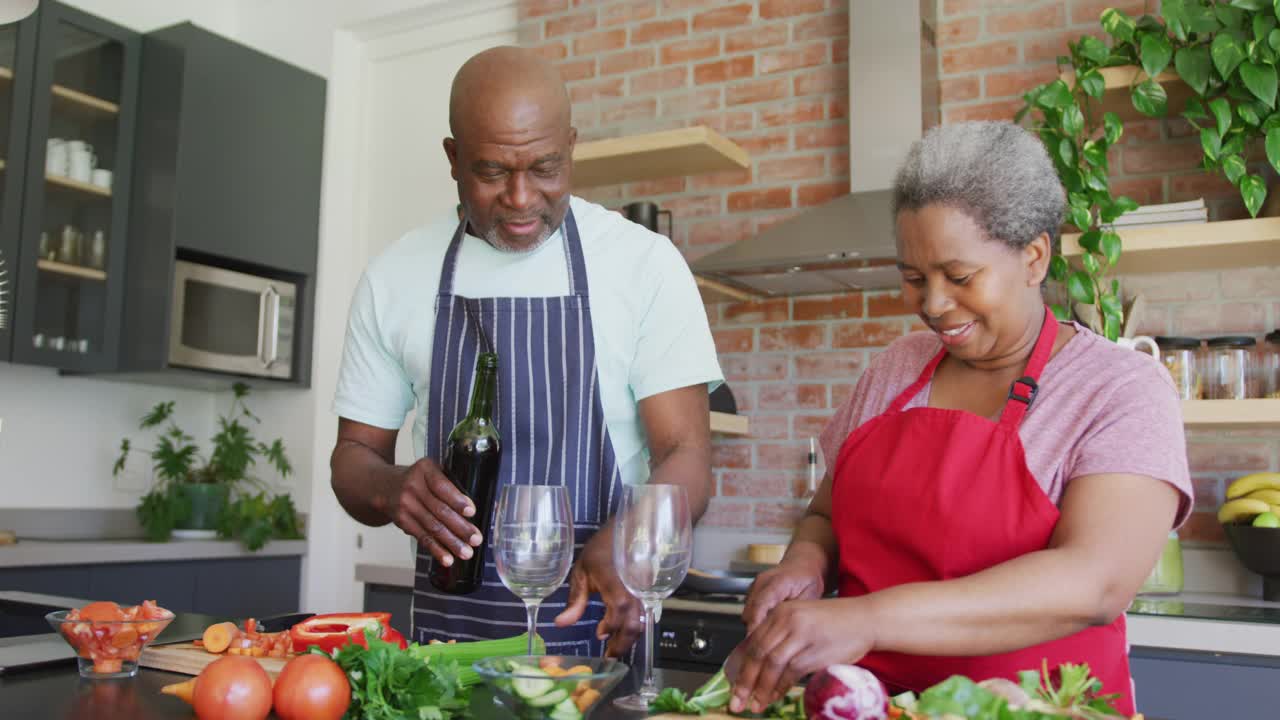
[{"xmin": 289, "ymin": 612, "xmax": 408, "ymax": 653}]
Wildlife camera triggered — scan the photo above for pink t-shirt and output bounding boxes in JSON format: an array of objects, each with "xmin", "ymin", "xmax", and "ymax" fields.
[{"xmin": 819, "ymin": 321, "xmax": 1192, "ymax": 526}]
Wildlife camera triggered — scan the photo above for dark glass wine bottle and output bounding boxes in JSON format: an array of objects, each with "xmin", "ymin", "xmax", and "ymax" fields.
[{"xmin": 430, "ymin": 352, "xmax": 501, "ymax": 595}]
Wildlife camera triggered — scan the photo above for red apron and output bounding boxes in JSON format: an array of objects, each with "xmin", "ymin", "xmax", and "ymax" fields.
[{"xmin": 830, "ymin": 306, "xmax": 1134, "ymax": 715}]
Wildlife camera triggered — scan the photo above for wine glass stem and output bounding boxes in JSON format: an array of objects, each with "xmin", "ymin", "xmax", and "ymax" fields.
[
  {"xmin": 640, "ymin": 599, "xmax": 659, "ymax": 697},
  {"xmin": 525, "ymin": 600, "xmax": 541, "ymax": 656}
]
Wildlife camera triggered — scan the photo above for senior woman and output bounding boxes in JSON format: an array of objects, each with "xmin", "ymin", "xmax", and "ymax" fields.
[{"xmin": 725, "ymin": 121, "xmax": 1190, "ymax": 717}]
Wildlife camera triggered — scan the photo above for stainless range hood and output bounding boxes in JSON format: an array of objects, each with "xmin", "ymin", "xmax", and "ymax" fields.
[{"xmin": 691, "ymin": 1, "xmax": 939, "ymax": 297}]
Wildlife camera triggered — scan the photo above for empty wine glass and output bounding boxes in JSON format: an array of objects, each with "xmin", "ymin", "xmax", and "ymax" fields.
[
  {"xmin": 493, "ymin": 485, "xmax": 574, "ymax": 656},
  {"xmin": 612, "ymin": 484, "xmax": 693, "ymax": 711}
]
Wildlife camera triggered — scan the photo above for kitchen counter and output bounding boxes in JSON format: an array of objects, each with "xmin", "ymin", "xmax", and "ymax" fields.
[
  {"xmin": 0, "ymin": 639, "xmax": 707, "ymax": 720},
  {"xmin": 0, "ymin": 539, "xmax": 308, "ymax": 568},
  {"xmin": 361, "ymin": 562, "xmax": 1280, "ymax": 658}
]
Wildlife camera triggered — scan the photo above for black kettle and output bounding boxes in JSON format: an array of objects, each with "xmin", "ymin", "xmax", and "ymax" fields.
[{"xmin": 622, "ymin": 201, "xmax": 674, "ymax": 238}]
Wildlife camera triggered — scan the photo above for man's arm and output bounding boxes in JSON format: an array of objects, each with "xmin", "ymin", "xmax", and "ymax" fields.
[
  {"xmin": 554, "ymin": 384, "xmax": 713, "ymax": 655},
  {"xmin": 640, "ymin": 383, "xmax": 714, "ymax": 519},
  {"xmin": 330, "ymin": 418, "xmax": 482, "ymax": 566}
]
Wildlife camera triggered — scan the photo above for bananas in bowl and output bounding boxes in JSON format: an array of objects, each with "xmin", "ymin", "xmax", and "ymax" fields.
[{"xmin": 1219, "ymin": 472, "xmax": 1280, "ymax": 526}]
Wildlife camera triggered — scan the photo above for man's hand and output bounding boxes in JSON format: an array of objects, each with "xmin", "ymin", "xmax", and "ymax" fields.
[
  {"xmin": 553, "ymin": 528, "xmax": 642, "ymax": 657},
  {"xmin": 372, "ymin": 457, "xmax": 482, "ymax": 567}
]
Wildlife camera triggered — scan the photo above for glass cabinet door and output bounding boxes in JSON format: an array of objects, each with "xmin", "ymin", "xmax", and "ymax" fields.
[
  {"xmin": 13, "ymin": 3, "xmax": 138, "ymax": 371},
  {"xmin": 0, "ymin": 16, "xmax": 38, "ymax": 361}
]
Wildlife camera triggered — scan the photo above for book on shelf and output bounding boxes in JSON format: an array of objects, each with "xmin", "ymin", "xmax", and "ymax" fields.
[
  {"xmin": 1124, "ymin": 199, "xmax": 1206, "ymax": 214},
  {"xmin": 1109, "ymin": 208, "xmax": 1208, "ymax": 226}
]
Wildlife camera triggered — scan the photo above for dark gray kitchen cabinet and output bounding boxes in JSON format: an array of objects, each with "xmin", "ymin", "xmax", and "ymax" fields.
[
  {"xmin": 0, "ymin": 14, "xmax": 40, "ymax": 361},
  {"xmin": 130, "ymin": 23, "xmax": 325, "ymax": 276},
  {"xmin": 115, "ymin": 22, "xmax": 321, "ymax": 389},
  {"xmin": 4, "ymin": 2, "xmax": 139, "ymax": 372},
  {"xmin": 0, "ymin": 556, "xmax": 301, "ymax": 617},
  {"xmin": 1128, "ymin": 645, "xmax": 1276, "ymax": 719}
]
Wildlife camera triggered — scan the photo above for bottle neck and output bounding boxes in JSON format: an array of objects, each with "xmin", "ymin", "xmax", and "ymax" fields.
[{"xmin": 468, "ymin": 360, "xmax": 497, "ymax": 420}]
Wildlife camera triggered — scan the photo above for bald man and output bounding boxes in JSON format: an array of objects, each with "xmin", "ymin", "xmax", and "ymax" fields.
[{"xmin": 329, "ymin": 47, "xmax": 722, "ymax": 660}]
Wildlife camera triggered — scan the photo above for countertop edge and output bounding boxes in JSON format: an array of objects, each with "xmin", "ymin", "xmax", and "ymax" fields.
[
  {"xmin": 0, "ymin": 539, "xmax": 309, "ymax": 568},
  {"xmin": 355, "ymin": 564, "xmax": 1280, "ymax": 657}
]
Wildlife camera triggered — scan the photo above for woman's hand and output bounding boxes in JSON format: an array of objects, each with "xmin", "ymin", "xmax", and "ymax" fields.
[
  {"xmin": 726, "ymin": 597, "xmax": 877, "ymax": 714},
  {"xmin": 741, "ymin": 551, "xmax": 827, "ymax": 633}
]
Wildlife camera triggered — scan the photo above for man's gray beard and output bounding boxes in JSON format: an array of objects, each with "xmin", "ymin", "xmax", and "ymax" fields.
[{"xmin": 482, "ymin": 223, "xmax": 555, "ymax": 254}]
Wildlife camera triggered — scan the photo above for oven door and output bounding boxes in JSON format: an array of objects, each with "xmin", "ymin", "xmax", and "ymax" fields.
[
  {"xmin": 168, "ymin": 260, "xmax": 295, "ymax": 380},
  {"xmin": 657, "ymin": 607, "xmax": 746, "ymax": 673}
]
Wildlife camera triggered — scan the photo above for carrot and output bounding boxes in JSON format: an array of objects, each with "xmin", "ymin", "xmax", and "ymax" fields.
[
  {"xmin": 201, "ymin": 622, "xmax": 238, "ymax": 654},
  {"xmin": 228, "ymin": 647, "xmax": 244, "ymax": 656},
  {"xmin": 574, "ymin": 689, "xmax": 601, "ymax": 712},
  {"xmin": 93, "ymin": 658, "xmax": 123, "ymax": 674},
  {"xmin": 248, "ymin": 646, "xmax": 266, "ymax": 657},
  {"xmin": 564, "ymin": 665, "xmax": 592, "ymax": 676},
  {"xmin": 193, "ymin": 639, "xmax": 204, "ymax": 648},
  {"xmin": 160, "ymin": 677, "xmax": 197, "ymax": 706}
]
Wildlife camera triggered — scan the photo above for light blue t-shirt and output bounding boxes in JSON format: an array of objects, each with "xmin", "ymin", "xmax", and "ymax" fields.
[{"xmin": 332, "ymin": 196, "xmax": 724, "ymax": 485}]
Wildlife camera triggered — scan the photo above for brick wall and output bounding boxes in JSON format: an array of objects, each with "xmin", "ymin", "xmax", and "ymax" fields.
[{"xmin": 520, "ymin": 0, "xmax": 1280, "ymax": 547}]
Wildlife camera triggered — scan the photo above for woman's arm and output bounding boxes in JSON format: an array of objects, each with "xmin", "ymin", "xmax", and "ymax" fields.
[
  {"xmin": 740, "ymin": 472, "xmax": 840, "ymax": 630},
  {"xmin": 863, "ymin": 471, "xmax": 1179, "ymax": 654},
  {"xmin": 727, "ymin": 471, "xmax": 1180, "ymax": 712}
]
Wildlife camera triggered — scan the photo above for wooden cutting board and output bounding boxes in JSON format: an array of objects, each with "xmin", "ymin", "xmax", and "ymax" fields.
[{"xmin": 138, "ymin": 642, "xmax": 290, "ymax": 678}]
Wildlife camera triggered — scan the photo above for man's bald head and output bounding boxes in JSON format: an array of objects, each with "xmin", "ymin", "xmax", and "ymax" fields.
[
  {"xmin": 449, "ymin": 46, "xmax": 572, "ymax": 141},
  {"xmin": 443, "ymin": 46, "xmax": 577, "ymax": 253}
]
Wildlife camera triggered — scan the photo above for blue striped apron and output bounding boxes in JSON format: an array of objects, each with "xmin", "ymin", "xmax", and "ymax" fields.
[{"xmin": 412, "ymin": 209, "xmax": 628, "ymax": 658}]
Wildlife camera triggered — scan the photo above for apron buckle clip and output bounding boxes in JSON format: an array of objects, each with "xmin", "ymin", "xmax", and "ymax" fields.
[{"xmin": 1007, "ymin": 376, "xmax": 1039, "ymax": 406}]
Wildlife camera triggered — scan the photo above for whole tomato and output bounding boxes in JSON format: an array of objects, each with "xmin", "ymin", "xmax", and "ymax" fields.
[
  {"xmin": 192, "ymin": 656, "xmax": 273, "ymax": 720},
  {"xmin": 273, "ymin": 654, "xmax": 351, "ymax": 720}
]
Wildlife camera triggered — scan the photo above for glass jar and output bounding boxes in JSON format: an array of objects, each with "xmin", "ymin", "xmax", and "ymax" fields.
[
  {"xmin": 1205, "ymin": 336, "xmax": 1259, "ymax": 399},
  {"xmin": 1156, "ymin": 336, "xmax": 1203, "ymax": 400},
  {"xmin": 1263, "ymin": 331, "xmax": 1280, "ymax": 399},
  {"xmin": 1139, "ymin": 531, "xmax": 1184, "ymax": 596}
]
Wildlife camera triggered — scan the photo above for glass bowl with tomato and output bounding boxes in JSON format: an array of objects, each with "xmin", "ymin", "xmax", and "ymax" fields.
[{"xmin": 47, "ymin": 600, "xmax": 174, "ymax": 678}]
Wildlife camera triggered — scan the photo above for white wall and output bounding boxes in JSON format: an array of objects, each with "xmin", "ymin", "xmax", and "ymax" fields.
[{"xmin": 0, "ymin": 364, "xmax": 215, "ymax": 507}]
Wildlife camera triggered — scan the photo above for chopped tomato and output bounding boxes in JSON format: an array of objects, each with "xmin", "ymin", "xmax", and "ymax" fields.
[
  {"xmin": 60, "ymin": 600, "xmax": 174, "ymax": 674},
  {"xmin": 79, "ymin": 601, "xmax": 125, "ymax": 622}
]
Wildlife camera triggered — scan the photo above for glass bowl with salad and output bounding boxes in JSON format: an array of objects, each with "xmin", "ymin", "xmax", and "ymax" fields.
[
  {"xmin": 473, "ymin": 655, "xmax": 628, "ymax": 720},
  {"xmin": 47, "ymin": 600, "xmax": 174, "ymax": 678}
]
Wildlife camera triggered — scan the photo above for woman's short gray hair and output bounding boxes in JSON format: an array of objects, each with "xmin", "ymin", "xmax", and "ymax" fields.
[{"xmin": 892, "ymin": 121, "xmax": 1065, "ymax": 251}]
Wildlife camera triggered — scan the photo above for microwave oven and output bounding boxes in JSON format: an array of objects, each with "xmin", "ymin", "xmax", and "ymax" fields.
[{"xmin": 168, "ymin": 260, "xmax": 297, "ymax": 380}]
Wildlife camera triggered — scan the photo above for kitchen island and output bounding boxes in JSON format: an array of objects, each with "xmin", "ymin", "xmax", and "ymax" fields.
[{"xmin": 0, "ymin": 610, "xmax": 702, "ymax": 720}]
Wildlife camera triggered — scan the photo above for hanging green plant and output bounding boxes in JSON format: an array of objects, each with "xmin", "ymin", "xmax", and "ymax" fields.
[{"xmin": 1017, "ymin": 1, "xmax": 1280, "ymax": 340}]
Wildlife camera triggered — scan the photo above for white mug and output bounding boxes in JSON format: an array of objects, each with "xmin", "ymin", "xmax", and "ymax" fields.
[
  {"xmin": 90, "ymin": 168, "xmax": 112, "ymax": 189},
  {"xmin": 1118, "ymin": 335, "xmax": 1160, "ymax": 359},
  {"xmin": 45, "ymin": 138, "xmax": 68, "ymax": 176},
  {"xmin": 69, "ymin": 145, "xmax": 97, "ymax": 183}
]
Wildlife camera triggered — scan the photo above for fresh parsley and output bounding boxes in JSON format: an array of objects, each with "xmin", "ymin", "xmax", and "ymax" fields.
[{"xmin": 321, "ymin": 625, "xmax": 470, "ymax": 720}]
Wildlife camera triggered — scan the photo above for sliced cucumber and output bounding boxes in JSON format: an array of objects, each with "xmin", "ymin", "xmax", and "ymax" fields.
[
  {"xmin": 525, "ymin": 688, "xmax": 569, "ymax": 708},
  {"xmin": 512, "ymin": 667, "xmax": 556, "ymax": 699},
  {"xmin": 549, "ymin": 697, "xmax": 583, "ymax": 720}
]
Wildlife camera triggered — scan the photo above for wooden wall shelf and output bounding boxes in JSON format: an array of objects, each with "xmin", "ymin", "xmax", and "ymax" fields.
[
  {"xmin": 0, "ymin": 64, "xmax": 118, "ymax": 114},
  {"xmin": 710, "ymin": 411, "xmax": 749, "ymax": 436},
  {"xmin": 1183, "ymin": 399, "xmax": 1280, "ymax": 428},
  {"xmin": 1061, "ymin": 65, "xmax": 1189, "ymax": 124},
  {"xmin": 36, "ymin": 259, "xmax": 106, "ymax": 281},
  {"xmin": 1062, "ymin": 217, "xmax": 1280, "ymax": 274},
  {"xmin": 46, "ymin": 173, "xmax": 111, "ymax": 197},
  {"xmin": 573, "ymin": 126, "xmax": 751, "ymax": 189},
  {"xmin": 696, "ymin": 275, "xmax": 761, "ymax": 304},
  {"xmin": 51, "ymin": 83, "xmax": 119, "ymax": 114}
]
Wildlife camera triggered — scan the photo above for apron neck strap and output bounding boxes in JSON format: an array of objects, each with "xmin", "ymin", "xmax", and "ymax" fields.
[
  {"xmin": 437, "ymin": 206, "xmax": 588, "ymax": 298},
  {"xmin": 885, "ymin": 305, "xmax": 1059, "ymax": 425},
  {"xmin": 998, "ymin": 304, "xmax": 1058, "ymax": 428}
]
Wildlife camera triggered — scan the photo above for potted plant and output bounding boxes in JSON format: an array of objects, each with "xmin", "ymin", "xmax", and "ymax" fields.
[
  {"xmin": 113, "ymin": 382, "xmax": 303, "ymax": 550},
  {"xmin": 1017, "ymin": 2, "xmax": 1280, "ymax": 338}
]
